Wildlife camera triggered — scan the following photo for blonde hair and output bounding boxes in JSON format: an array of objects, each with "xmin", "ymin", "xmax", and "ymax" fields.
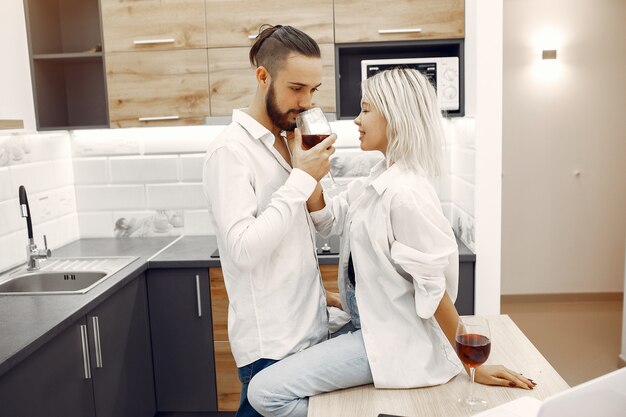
[{"xmin": 361, "ymin": 68, "xmax": 445, "ymax": 177}]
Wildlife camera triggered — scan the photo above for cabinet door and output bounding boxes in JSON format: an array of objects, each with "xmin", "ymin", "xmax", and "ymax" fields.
[
  {"xmin": 205, "ymin": 0, "xmax": 333, "ymax": 48},
  {"xmin": 320, "ymin": 264, "xmax": 339, "ymax": 293},
  {"xmin": 88, "ymin": 275, "xmax": 156, "ymax": 417},
  {"xmin": 334, "ymin": 0, "xmax": 464, "ymax": 43},
  {"xmin": 147, "ymin": 269, "xmax": 217, "ymax": 412},
  {"xmin": 209, "ymin": 267, "xmax": 240, "ymax": 411},
  {"xmin": 101, "ymin": 0, "xmax": 207, "ymax": 52},
  {"xmin": 106, "ymin": 49, "xmax": 210, "ymax": 127},
  {"xmin": 0, "ymin": 317, "xmax": 96, "ymax": 417},
  {"xmin": 208, "ymin": 44, "xmax": 336, "ymax": 116}
]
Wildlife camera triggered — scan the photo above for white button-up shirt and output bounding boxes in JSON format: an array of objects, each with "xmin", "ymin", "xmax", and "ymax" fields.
[
  {"xmin": 203, "ymin": 109, "xmax": 328, "ymax": 367},
  {"xmin": 311, "ymin": 160, "xmax": 463, "ymax": 388}
]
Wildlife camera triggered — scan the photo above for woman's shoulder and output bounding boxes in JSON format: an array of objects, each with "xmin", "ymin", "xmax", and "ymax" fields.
[{"xmin": 385, "ymin": 171, "xmax": 441, "ymax": 208}]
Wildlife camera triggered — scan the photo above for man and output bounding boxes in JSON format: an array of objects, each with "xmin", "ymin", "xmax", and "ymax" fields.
[{"xmin": 202, "ymin": 25, "xmax": 337, "ymax": 417}]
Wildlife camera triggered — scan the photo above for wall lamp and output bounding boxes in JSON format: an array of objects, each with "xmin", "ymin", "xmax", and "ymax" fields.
[{"xmin": 542, "ymin": 49, "xmax": 557, "ymax": 60}]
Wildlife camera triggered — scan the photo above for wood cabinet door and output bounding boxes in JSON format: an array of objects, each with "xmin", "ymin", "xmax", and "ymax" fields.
[
  {"xmin": 205, "ymin": 0, "xmax": 334, "ymax": 48},
  {"xmin": 0, "ymin": 317, "xmax": 96, "ymax": 417},
  {"xmin": 101, "ymin": 0, "xmax": 207, "ymax": 52},
  {"xmin": 147, "ymin": 269, "xmax": 217, "ymax": 412},
  {"xmin": 106, "ymin": 49, "xmax": 209, "ymax": 127},
  {"xmin": 87, "ymin": 275, "xmax": 156, "ymax": 417},
  {"xmin": 214, "ymin": 341, "xmax": 241, "ymax": 412},
  {"xmin": 208, "ymin": 43, "xmax": 336, "ymax": 116},
  {"xmin": 320, "ymin": 264, "xmax": 339, "ymax": 293},
  {"xmin": 334, "ymin": 0, "xmax": 464, "ymax": 43}
]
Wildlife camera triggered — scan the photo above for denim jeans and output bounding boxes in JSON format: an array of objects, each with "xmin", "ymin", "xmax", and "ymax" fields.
[
  {"xmin": 237, "ymin": 358, "xmax": 278, "ymax": 417},
  {"xmin": 247, "ymin": 330, "xmax": 373, "ymax": 417}
]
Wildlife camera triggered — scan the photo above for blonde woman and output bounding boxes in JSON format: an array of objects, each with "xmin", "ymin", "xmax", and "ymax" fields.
[{"xmin": 247, "ymin": 68, "xmax": 535, "ymax": 417}]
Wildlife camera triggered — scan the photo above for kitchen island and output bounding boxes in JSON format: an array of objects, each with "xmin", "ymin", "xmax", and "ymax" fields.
[{"xmin": 308, "ymin": 315, "xmax": 570, "ymax": 417}]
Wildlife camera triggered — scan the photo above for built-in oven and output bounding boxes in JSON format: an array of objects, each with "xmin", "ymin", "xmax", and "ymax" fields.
[{"xmin": 361, "ymin": 57, "xmax": 460, "ymax": 112}]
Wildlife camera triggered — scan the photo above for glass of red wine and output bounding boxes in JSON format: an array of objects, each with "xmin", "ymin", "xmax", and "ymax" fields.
[
  {"xmin": 456, "ymin": 316, "xmax": 491, "ymax": 411},
  {"xmin": 295, "ymin": 107, "xmax": 339, "ymax": 187}
]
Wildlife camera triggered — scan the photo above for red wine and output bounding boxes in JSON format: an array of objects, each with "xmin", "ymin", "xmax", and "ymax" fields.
[
  {"xmin": 456, "ymin": 333, "xmax": 491, "ymax": 367},
  {"xmin": 302, "ymin": 134, "xmax": 330, "ymax": 150}
]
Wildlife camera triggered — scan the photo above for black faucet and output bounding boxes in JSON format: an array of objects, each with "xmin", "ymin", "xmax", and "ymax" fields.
[{"xmin": 19, "ymin": 185, "xmax": 51, "ymax": 270}]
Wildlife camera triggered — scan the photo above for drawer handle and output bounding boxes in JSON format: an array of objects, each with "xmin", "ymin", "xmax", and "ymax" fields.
[
  {"xmin": 138, "ymin": 116, "xmax": 180, "ymax": 122},
  {"xmin": 377, "ymin": 28, "xmax": 423, "ymax": 35},
  {"xmin": 133, "ymin": 38, "xmax": 176, "ymax": 45},
  {"xmin": 80, "ymin": 325, "xmax": 92, "ymax": 379},
  {"xmin": 92, "ymin": 316, "xmax": 103, "ymax": 368},
  {"xmin": 195, "ymin": 274, "xmax": 202, "ymax": 317}
]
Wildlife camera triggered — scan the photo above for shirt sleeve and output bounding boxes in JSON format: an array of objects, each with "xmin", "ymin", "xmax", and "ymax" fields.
[
  {"xmin": 309, "ymin": 178, "xmax": 367, "ymax": 237},
  {"xmin": 388, "ymin": 188, "xmax": 459, "ymax": 319},
  {"xmin": 203, "ymin": 146, "xmax": 316, "ymax": 272}
]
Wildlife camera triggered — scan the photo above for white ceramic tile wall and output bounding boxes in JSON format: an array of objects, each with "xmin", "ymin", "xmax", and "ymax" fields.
[
  {"xmin": 0, "ymin": 131, "xmax": 79, "ymax": 272},
  {"xmin": 1, "ymin": 118, "xmax": 477, "ymax": 264}
]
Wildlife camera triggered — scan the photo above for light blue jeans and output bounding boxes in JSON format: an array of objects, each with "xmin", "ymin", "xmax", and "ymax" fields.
[{"xmin": 247, "ymin": 330, "xmax": 373, "ymax": 417}]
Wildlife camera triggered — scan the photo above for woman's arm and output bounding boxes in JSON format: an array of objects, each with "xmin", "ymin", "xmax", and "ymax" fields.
[{"xmin": 434, "ymin": 292, "xmax": 536, "ymax": 389}]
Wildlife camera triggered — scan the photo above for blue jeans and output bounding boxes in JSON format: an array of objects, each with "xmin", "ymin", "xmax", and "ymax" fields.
[
  {"xmin": 247, "ymin": 330, "xmax": 373, "ymax": 417},
  {"xmin": 237, "ymin": 358, "xmax": 278, "ymax": 417}
]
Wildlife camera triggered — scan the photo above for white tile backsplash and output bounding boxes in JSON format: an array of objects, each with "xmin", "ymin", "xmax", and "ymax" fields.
[
  {"xmin": 183, "ymin": 209, "xmax": 214, "ymax": 235},
  {"xmin": 451, "ymin": 175, "xmax": 475, "ymax": 217},
  {"xmin": 78, "ymin": 211, "xmax": 115, "ymax": 238},
  {"xmin": 73, "ymin": 157, "xmax": 109, "ymax": 185},
  {"xmin": 76, "ymin": 185, "xmax": 146, "ymax": 211},
  {"xmin": 0, "ymin": 231, "xmax": 25, "ymax": 272},
  {"xmin": 0, "ymin": 198, "xmax": 22, "ymax": 235},
  {"xmin": 9, "ymin": 161, "xmax": 58, "ymax": 194},
  {"xmin": 146, "ymin": 183, "xmax": 206, "ymax": 209},
  {"xmin": 54, "ymin": 158, "xmax": 75, "ymax": 186},
  {"xmin": 0, "ymin": 167, "xmax": 13, "ymax": 201},
  {"xmin": 180, "ymin": 154, "xmax": 205, "ymax": 182},
  {"xmin": 1, "ymin": 118, "xmax": 477, "ymax": 251},
  {"xmin": 109, "ymin": 155, "xmax": 178, "ymax": 184}
]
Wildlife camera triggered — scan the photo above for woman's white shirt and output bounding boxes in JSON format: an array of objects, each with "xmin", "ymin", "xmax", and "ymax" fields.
[{"xmin": 311, "ymin": 160, "xmax": 463, "ymax": 388}]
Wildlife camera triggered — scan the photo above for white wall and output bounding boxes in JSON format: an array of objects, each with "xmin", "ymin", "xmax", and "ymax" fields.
[
  {"xmin": 502, "ymin": 0, "xmax": 626, "ymax": 294},
  {"xmin": 0, "ymin": 0, "xmax": 35, "ymax": 129},
  {"xmin": 465, "ymin": 0, "xmax": 503, "ymax": 314}
]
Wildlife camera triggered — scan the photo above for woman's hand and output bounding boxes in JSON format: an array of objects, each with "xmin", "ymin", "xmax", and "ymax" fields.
[
  {"xmin": 326, "ymin": 291, "xmax": 343, "ymax": 310},
  {"xmin": 474, "ymin": 365, "xmax": 537, "ymax": 390}
]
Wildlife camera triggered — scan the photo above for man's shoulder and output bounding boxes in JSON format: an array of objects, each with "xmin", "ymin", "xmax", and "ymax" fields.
[{"xmin": 205, "ymin": 121, "xmax": 250, "ymax": 156}]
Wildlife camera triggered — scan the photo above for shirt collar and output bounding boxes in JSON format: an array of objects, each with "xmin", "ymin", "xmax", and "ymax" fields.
[
  {"xmin": 369, "ymin": 161, "xmax": 405, "ymax": 195},
  {"xmin": 232, "ymin": 109, "xmax": 275, "ymax": 143}
]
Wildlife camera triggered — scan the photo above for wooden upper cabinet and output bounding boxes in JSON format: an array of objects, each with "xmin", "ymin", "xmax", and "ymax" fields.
[
  {"xmin": 205, "ymin": 0, "xmax": 334, "ymax": 48},
  {"xmin": 334, "ymin": 0, "xmax": 464, "ymax": 43},
  {"xmin": 106, "ymin": 49, "xmax": 209, "ymax": 128},
  {"xmin": 209, "ymin": 44, "xmax": 336, "ymax": 116},
  {"xmin": 101, "ymin": 0, "xmax": 207, "ymax": 52}
]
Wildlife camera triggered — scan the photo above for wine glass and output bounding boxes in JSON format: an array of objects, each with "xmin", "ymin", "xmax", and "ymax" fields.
[
  {"xmin": 295, "ymin": 107, "xmax": 339, "ymax": 188},
  {"xmin": 456, "ymin": 316, "xmax": 491, "ymax": 411}
]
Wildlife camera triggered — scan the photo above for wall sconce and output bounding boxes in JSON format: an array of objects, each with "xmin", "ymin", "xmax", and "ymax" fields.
[{"xmin": 542, "ymin": 49, "xmax": 557, "ymax": 60}]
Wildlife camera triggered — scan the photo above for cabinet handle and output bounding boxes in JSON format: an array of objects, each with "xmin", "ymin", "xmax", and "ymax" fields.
[
  {"xmin": 80, "ymin": 325, "xmax": 92, "ymax": 379},
  {"xmin": 138, "ymin": 116, "xmax": 180, "ymax": 122},
  {"xmin": 377, "ymin": 28, "xmax": 423, "ymax": 35},
  {"xmin": 92, "ymin": 316, "xmax": 103, "ymax": 368},
  {"xmin": 195, "ymin": 274, "xmax": 202, "ymax": 317},
  {"xmin": 133, "ymin": 38, "xmax": 176, "ymax": 45}
]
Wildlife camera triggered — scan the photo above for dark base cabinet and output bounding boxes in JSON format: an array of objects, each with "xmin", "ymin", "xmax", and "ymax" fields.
[
  {"xmin": 88, "ymin": 274, "xmax": 156, "ymax": 417},
  {"xmin": 147, "ymin": 268, "xmax": 218, "ymax": 412},
  {"xmin": 0, "ymin": 275, "xmax": 155, "ymax": 417},
  {"xmin": 0, "ymin": 317, "xmax": 97, "ymax": 417}
]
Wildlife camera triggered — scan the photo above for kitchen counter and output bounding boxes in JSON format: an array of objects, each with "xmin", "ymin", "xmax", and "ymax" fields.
[{"xmin": 0, "ymin": 234, "xmax": 475, "ymax": 379}]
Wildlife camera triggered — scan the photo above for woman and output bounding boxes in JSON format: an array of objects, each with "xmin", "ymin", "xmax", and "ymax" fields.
[{"xmin": 247, "ymin": 68, "xmax": 535, "ymax": 417}]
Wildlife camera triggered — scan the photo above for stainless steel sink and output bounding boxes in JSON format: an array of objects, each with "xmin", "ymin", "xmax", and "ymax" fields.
[{"xmin": 0, "ymin": 256, "xmax": 138, "ymax": 295}]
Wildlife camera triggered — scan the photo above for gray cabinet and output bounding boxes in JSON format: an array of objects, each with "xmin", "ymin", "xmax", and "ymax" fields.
[
  {"xmin": 147, "ymin": 268, "xmax": 218, "ymax": 412},
  {"xmin": 0, "ymin": 317, "xmax": 96, "ymax": 417},
  {"xmin": 0, "ymin": 275, "xmax": 155, "ymax": 417},
  {"xmin": 88, "ymin": 274, "xmax": 156, "ymax": 417}
]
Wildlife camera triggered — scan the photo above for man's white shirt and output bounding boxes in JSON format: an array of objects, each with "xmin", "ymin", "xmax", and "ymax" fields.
[{"xmin": 203, "ymin": 109, "xmax": 328, "ymax": 367}]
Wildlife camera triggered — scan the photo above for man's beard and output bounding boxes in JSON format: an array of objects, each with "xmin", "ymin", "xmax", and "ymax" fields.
[{"xmin": 266, "ymin": 83, "xmax": 302, "ymax": 132}]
